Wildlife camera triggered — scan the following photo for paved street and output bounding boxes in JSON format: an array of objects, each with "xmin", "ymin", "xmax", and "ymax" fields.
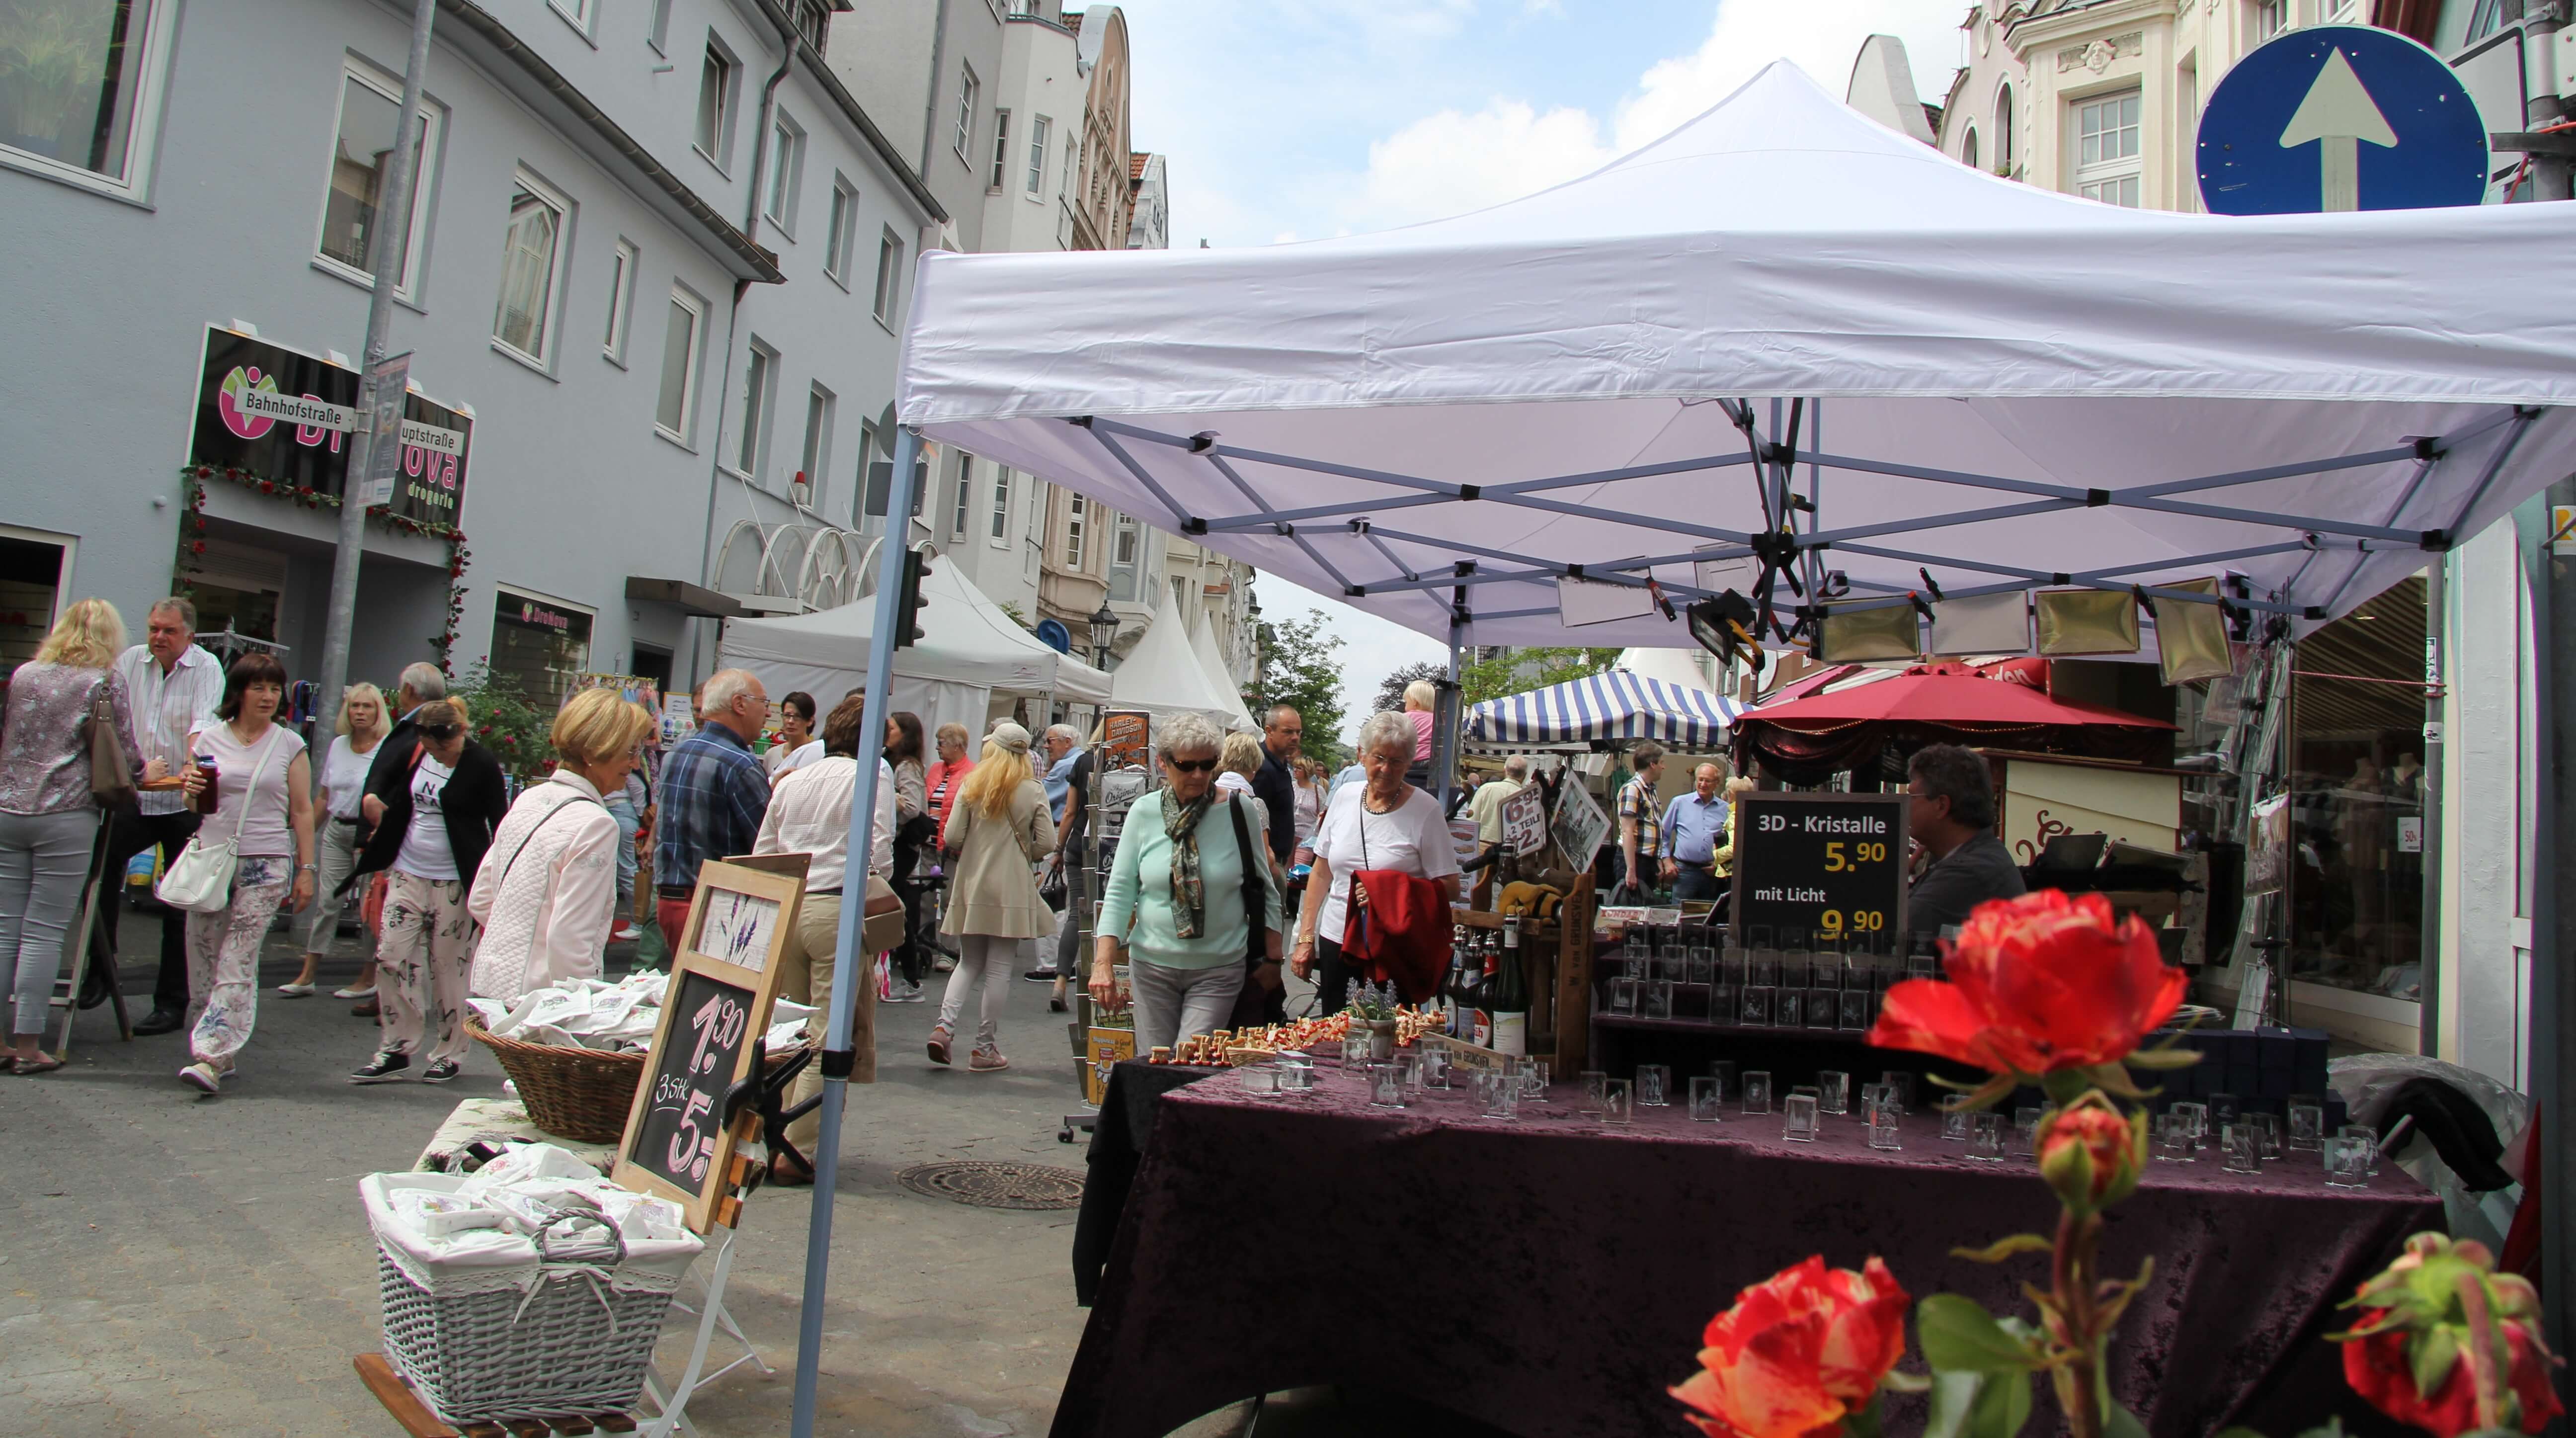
[{"xmin": 3, "ymin": 911, "xmax": 1117, "ymax": 1438}]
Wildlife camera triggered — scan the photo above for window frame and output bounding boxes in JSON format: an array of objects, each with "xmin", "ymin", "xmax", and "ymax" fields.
[
  {"xmin": 952, "ymin": 455, "xmax": 975, "ymax": 540},
  {"xmin": 734, "ymin": 338, "xmax": 778, "ymax": 480},
  {"xmin": 655, "ymin": 284, "xmax": 708, "ymax": 446},
  {"xmin": 490, "ymin": 166, "xmax": 574, "ymax": 368},
  {"xmin": 764, "ymin": 108, "xmax": 806, "ymax": 234},
  {"xmin": 989, "ymin": 109, "xmax": 1012, "ymax": 192},
  {"xmin": 799, "ymin": 382, "xmax": 834, "ymax": 508},
  {"xmin": 1026, "ymin": 114, "xmax": 1052, "ymax": 198},
  {"xmin": 871, "ymin": 227, "xmax": 905, "ymax": 326},
  {"xmin": 1064, "ymin": 493, "xmax": 1087, "ymax": 570},
  {"xmin": 312, "ymin": 60, "xmax": 443, "ymax": 301},
  {"xmin": 602, "ymin": 238, "xmax": 638, "ymax": 363},
  {"xmin": 989, "ymin": 466, "xmax": 1012, "ymax": 546},
  {"xmin": 0, "ymin": 0, "xmax": 181, "ymax": 202},
  {"xmin": 2071, "ymin": 88, "xmax": 2143, "ymax": 208},
  {"xmin": 1994, "ymin": 83, "xmax": 2015, "ymax": 176},
  {"xmin": 648, "ymin": 0, "xmax": 675, "ymax": 52},
  {"xmin": 548, "ymin": 0, "xmax": 597, "ymax": 37},
  {"xmin": 695, "ymin": 38, "xmax": 740, "ymax": 173},
  {"xmin": 953, "ymin": 62, "xmax": 980, "ymax": 162},
  {"xmin": 823, "ymin": 175, "xmax": 857, "ymax": 287}
]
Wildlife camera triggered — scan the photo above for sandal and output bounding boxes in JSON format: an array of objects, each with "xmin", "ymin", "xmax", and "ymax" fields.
[{"xmin": 13, "ymin": 1054, "xmax": 63, "ymax": 1076}]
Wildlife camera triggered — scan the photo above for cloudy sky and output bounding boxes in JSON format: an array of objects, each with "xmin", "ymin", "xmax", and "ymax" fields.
[{"xmin": 1108, "ymin": 0, "xmax": 1969, "ymax": 737}]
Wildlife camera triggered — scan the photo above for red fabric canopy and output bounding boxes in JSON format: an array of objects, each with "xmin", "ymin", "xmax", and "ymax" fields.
[
  {"xmin": 1749, "ymin": 667, "xmax": 2174, "ymax": 733},
  {"xmin": 1733, "ymin": 665, "xmax": 2172, "ymax": 783}
]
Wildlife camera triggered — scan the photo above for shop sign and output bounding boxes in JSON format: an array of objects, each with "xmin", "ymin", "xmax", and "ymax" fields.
[
  {"xmin": 1729, "ymin": 792, "xmax": 1908, "ymax": 946},
  {"xmin": 1500, "ymin": 785, "xmax": 1548, "ymax": 856},
  {"xmin": 2397, "ymin": 817, "xmax": 2424, "ymax": 853},
  {"xmin": 511, "ymin": 598, "xmax": 578, "ymax": 632},
  {"xmin": 191, "ymin": 326, "xmax": 470, "ymax": 531}
]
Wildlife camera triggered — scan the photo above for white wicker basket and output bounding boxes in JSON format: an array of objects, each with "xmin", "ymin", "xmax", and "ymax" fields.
[{"xmin": 362, "ymin": 1174, "xmax": 705, "ymax": 1425}]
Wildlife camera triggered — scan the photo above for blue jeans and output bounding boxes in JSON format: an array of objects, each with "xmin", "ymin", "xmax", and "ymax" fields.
[{"xmin": 1673, "ymin": 864, "xmax": 1720, "ymax": 904}]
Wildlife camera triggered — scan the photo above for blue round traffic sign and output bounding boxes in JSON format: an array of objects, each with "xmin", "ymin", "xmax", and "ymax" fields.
[
  {"xmin": 1034, "ymin": 617, "xmax": 1073, "ymax": 654},
  {"xmin": 2198, "ymin": 25, "xmax": 2487, "ymax": 215}
]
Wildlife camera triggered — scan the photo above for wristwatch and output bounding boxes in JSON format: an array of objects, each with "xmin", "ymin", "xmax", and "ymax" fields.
[{"xmin": 299, "ymin": 862, "xmax": 319, "ymax": 872}]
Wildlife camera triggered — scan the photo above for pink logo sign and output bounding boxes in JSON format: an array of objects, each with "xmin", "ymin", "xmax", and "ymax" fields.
[{"xmin": 215, "ymin": 366, "xmax": 279, "ymax": 439}]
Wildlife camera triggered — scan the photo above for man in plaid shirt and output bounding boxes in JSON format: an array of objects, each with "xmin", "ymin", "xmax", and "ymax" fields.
[
  {"xmin": 1615, "ymin": 739, "xmax": 1667, "ymax": 899},
  {"xmin": 653, "ymin": 668, "xmax": 773, "ymax": 943}
]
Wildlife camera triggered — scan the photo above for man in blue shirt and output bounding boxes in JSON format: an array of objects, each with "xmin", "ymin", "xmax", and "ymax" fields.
[
  {"xmin": 1661, "ymin": 762, "xmax": 1732, "ymax": 904},
  {"xmin": 653, "ymin": 669, "xmax": 772, "ymax": 943}
]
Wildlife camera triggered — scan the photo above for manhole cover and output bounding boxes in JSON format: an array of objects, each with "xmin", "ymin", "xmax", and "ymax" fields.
[{"xmin": 896, "ymin": 1160, "xmax": 1085, "ymax": 1210}]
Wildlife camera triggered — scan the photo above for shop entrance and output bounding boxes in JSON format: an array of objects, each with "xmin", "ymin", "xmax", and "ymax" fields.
[
  {"xmin": 0, "ymin": 527, "xmax": 73, "ymax": 666},
  {"xmin": 489, "ymin": 585, "xmax": 594, "ymax": 710}
]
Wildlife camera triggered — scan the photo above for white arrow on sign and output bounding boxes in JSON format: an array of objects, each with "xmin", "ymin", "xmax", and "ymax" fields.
[{"xmin": 2278, "ymin": 48, "xmax": 2397, "ymax": 212}]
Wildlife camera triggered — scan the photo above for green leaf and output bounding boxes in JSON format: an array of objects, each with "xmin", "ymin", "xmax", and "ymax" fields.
[
  {"xmin": 2410, "ymin": 1325, "xmax": 2460, "ymax": 1404},
  {"xmin": 2290, "ymin": 1421, "xmax": 2354, "ymax": 1438},
  {"xmin": 1843, "ymin": 1393, "xmax": 1886, "ymax": 1438},
  {"xmin": 1926, "ymin": 1369, "xmax": 2033, "ymax": 1438},
  {"xmin": 1919, "ymin": 1294, "xmax": 2044, "ymax": 1374},
  {"xmin": 2103, "ymin": 1402, "xmax": 2151, "ymax": 1438},
  {"xmin": 1951, "ymin": 1233, "xmax": 2054, "ymax": 1265}
]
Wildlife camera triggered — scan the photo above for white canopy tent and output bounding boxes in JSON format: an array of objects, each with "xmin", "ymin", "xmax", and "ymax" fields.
[
  {"xmin": 1104, "ymin": 584, "xmax": 1256, "ymax": 730},
  {"xmin": 895, "ymin": 61, "xmax": 2576, "ymax": 658},
  {"xmin": 1188, "ymin": 605, "xmax": 1258, "ymax": 725},
  {"xmin": 717, "ymin": 553, "xmax": 1109, "ymax": 742}
]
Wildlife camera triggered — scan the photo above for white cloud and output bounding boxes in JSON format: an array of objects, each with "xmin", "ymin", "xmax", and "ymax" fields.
[
  {"xmin": 1354, "ymin": 99, "xmax": 1611, "ymax": 230},
  {"xmin": 1260, "ymin": 579, "xmax": 1449, "ymax": 746}
]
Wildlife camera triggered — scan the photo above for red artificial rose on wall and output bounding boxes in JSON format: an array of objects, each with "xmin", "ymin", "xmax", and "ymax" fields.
[
  {"xmin": 1867, "ymin": 890, "xmax": 2186, "ymax": 1078},
  {"xmin": 1672, "ymin": 1256, "xmax": 1910, "ymax": 1438}
]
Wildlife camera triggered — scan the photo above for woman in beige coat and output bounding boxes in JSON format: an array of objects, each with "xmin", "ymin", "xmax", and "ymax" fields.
[{"xmin": 929, "ymin": 722, "xmax": 1054, "ymax": 1071}]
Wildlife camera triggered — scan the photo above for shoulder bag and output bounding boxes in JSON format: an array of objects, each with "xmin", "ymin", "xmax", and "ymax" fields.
[
  {"xmin": 85, "ymin": 678, "xmax": 138, "ymax": 812},
  {"xmin": 1226, "ymin": 795, "xmax": 1283, "ymax": 1028},
  {"xmin": 155, "ymin": 728, "xmax": 286, "ymax": 914}
]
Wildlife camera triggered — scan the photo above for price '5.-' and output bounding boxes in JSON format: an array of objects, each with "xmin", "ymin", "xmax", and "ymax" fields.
[{"xmin": 1822, "ymin": 841, "xmax": 1889, "ymax": 871}]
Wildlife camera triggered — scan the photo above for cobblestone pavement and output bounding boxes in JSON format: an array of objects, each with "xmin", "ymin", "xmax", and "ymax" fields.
[{"xmin": 3, "ymin": 911, "xmax": 1121, "ymax": 1438}]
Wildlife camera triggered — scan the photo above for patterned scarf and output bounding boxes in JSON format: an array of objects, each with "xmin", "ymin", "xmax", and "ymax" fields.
[{"xmin": 1163, "ymin": 786, "xmax": 1218, "ymax": 939}]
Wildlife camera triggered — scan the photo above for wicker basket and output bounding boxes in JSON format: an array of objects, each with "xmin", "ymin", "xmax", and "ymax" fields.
[{"xmin": 468, "ymin": 1021, "xmax": 646, "ymax": 1144}]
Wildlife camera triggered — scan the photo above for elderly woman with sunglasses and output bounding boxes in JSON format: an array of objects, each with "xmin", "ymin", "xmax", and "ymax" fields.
[
  {"xmin": 1293, "ymin": 710, "xmax": 1460, "ymax": 1015},
  {"xmin": 1092, "ymin": 714, "xmax": 1285, "ymax": 1056}
]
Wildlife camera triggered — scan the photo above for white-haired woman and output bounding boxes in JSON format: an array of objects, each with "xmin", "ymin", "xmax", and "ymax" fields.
[
  {"xmin": 1093, "ymin": 713, "xmax": 1284, "ymax": 1055},
  {"xmin": 930, "ymin": 722, "xmax": 1055, "ymax": 1071},
  {"xmin": 280, "ymin": 682, "xmax": 390, "ymax": 997},
  {"xmin": 0, "ymin": 599, "xmax": 142, "ymax": 1072},
  {"xmin": 1294, "ymin": 710, "xmax": 1461, "ymax": 1014}
]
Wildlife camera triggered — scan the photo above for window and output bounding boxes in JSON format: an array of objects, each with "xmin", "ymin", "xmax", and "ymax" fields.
[
  {"xmin": 493, "ymin": 170, "xmax": 570, "ymax": 363},
  {"xmin": 1961, "ymin": 127, "xmax": 1979, "ymax": 172},
  {"xmin": 1026, "ymin": 115, "xmax": 1051, "ymax": 196},
  {"xmin": 952, "ymin": 456, "xmax": 975, "ymax": 539},
  {"xmin": 602, "ymin": 239, "xmax": 637, "ymax": 360},
  {"xmin": 764, "ymin": 112, "xmax": 804, "ymax": 230},
  {"xmin": 736, "ymin": 340, "xmax": 776, "ymax": 477},
  {"xmin": 824, "ymin": 177, "xmax": 857, "ymax": 285},
  {"xmin": 872, "ymin": 228, "xmax": 904, "ymax": 323},
  {"xmin": 695, "ymin": 42, "xmax": 735, "ymax": 166},
  {"xmin": 649, "ymin": 0, "xmax": 674, "ymax": 51},
  {"xmin": 1064, "ymin": 493, "xmax": 1087, "ymax": 569},
  {"xmin": 1995, "ymin": 84, "xmax": 2014, "ymax": 176},
  {"xmin": 656, "ymin": 286, "xmax": 707, "ymax": 442},
  {"xmin": 990, "ymin": 466, "xmax": 1011, "ymax": 543},
  {"xmin": 793, "ymin": 0, "xmax": 830, "ymax": 49},
  {"xmin": 2322, "ymin": 0, "xmax": 2360, "ymax": 18},
  {"xmin": 990, "ymin": 110, "xmax": 1012, "ymax": 190},
  {"xmin": 799, "ymin": 384, "xmax": 834, "ymax": 507},
  {"xmin": 491, "ymin": 587, "xmax": 595, "ymax": 712},
  {"xmin": 549, "ymin": 0, "xmax": 594, "ymax": 33},
  {"xmin": 0, "ymin": 0, "xmax": 176, "ymax": 197},
  {"xmin": 953, "ymin": 64, "xmax": 980, "ymax": 161},
  {"xmin": 2254, "ymin": 0, "xmax": 2290, "ymax": 39},
  {"xmin": 855, "ymin": 421, "xmax": 881, "ymax": 523},
  {"xmin": 2073, "ymin": 91, "xmax": 2142, "ymax": 207},
  {"xmin": 1108, "ymin": 511, "xmax": 1140, "ymax": 601},
  {"xmin": 316, "ymin": 66, "xmax": 440, "ymax": 296}
]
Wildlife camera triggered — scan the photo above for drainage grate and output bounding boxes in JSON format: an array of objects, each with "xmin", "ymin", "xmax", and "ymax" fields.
[{"xmin": 895, "ymin": 1160, "xmax": 1086, "ymax": 1210}]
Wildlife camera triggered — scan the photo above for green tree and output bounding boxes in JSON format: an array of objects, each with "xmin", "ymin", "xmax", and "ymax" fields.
[
  {"xmin": 1459, "ymin": 646, "xmax": 1622, "ymax": 703},
  {"xmin": 1248, "ymin": 614, "xmax": 1348, "ymax": 764}
]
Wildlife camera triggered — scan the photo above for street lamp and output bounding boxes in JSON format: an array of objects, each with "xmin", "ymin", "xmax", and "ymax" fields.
[{"xmin": 1089, "ymin": 599, "xmax": 1121, "ymax": 667}]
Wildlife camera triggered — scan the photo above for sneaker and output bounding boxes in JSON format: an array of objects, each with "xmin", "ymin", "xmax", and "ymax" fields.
[
  {"xmin": 334, "ymin": 984, "xmax": 376, "ymax": 1000},
  {"xmin": 927, "ymin": 1026, "xmax": 953, "ymax": 1066},
  {"xmin": 178, "ymin": 1062, "xmax": 222, "ymax": 1094},
  {"xmin": 933, "ymin": 955, "xmax": 957, "ymax": 974},
  {"xmin": 275, "ymin": 981, "xmax": 316, "ymax": 997},
  {"xmin": 609, "ymin": 923, "xmax": 640, "ymax": 943},
  {"xmin": 1022, "ymin": 968, "xmax": 1060, "ymax": 983},
  {"xmin": 420, "ymin": 1059, "xmax": 461, "ymax": 1084},
  {"xmin": 968, "ymin": 1046, "xmax": 1011, "ymax": 1073},
  {"xmin": 351, "ymin": 1050, "xmax": 411, "ymax": 1084},
  {"xmin": 886, "ymin": 981, "xmax": 926, "ymax": 1003}
]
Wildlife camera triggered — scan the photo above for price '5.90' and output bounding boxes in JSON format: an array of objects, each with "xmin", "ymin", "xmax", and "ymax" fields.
[{"xmin": 1822, "ymin": 841, "xmax": 1889, "ymax": 871}]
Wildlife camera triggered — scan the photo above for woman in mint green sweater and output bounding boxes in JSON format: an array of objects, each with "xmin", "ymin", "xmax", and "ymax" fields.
[{"xmin": 1091, "ymin": 714, "xmax": 1285, "ymax": 1055}]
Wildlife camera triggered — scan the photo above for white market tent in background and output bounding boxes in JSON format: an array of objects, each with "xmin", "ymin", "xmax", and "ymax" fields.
[
  {"xmin": 1188, "ymin": 607, "xmax": 1258, "ymax": 724},
  {"xmin": 1104, "ymin": 584, "xmax": 1255, "ymax": 729},
  {"xmin": 717, "ymin": 556, "xmax": 1109, "ymax": 741},
  {"xmin": 896, "ymin": 61, "xmax": 2576, "ymax": 658}
]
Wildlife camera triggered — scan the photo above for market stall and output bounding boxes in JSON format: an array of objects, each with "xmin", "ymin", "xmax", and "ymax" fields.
[
  {"xmin": 1465, "ymin": 665, "xmax": 1743, "ymax": 748},
  {"xmin": 1100, "ymin": 585, "xmax": 1255, "ymax": 729},
  {"xmin": 1730, "ymin": 663, "xmax": 2176, "ymax": 784}
]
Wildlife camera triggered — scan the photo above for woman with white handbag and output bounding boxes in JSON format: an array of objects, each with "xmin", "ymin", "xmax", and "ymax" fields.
[{"xmin": 169, "ymin": 652, "xmax": 315, "ymax": 1095}]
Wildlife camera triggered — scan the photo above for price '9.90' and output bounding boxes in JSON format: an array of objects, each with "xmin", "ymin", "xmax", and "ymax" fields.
[
  {"xmin": 1822, "ymin": 841, "xmax": 1889, "ymax": 871},
  {"xmin": 1816, "ymin": 909, "xmax": 1886, "ymax": 936}
]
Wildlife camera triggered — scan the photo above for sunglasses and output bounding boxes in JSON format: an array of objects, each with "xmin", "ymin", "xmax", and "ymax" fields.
[
  {"xmin": 1165, "ymin": 757, "xmax": 1218, "ymax": 774},
  {"xmin": 420, "ymin": 723, "xmax": 463, "ymax": 741}
]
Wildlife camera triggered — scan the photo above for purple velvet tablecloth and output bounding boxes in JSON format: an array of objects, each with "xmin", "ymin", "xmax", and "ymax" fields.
[{"xmin": 1052, "ymin": 1067, "xmax": 2441, "ymax": 1438}]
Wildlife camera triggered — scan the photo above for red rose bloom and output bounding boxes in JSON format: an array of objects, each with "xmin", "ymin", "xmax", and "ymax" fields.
[
  {"xmin": 1672, "ymin": 1256, "xmax": 1910, "ymax": 1438},
  {"xmin": 2343, "ymin": 1309, "xmax": 2562, "ymax": 1436},
  {"xmin": 1866, "ymin": 890, "xmax": 2186, "ymax": 1076},
  {"xmin": 2038, "ymin": 1099, "xmax": 2145, "ymax": 1210}
]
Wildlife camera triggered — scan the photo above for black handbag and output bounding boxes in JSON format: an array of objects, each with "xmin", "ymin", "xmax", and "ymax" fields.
[{"xmin": 1227, "ymin": 796, "xmax": 1284, "ymax": 1027}]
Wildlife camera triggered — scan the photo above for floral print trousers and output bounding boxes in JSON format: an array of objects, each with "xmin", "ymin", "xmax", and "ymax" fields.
[
  {"xmin": 377, "ymin": 870, "xmax": 473, "ymax": 1067},
  {"xmin": 184, "ymin": 857, "xmax": 290, "ymax": 1074}
]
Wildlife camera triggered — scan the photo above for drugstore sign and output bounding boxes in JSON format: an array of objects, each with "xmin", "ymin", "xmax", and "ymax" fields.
[{"xmin": 192, "ymin": 327, "xmax": 471, "ymax": 531}]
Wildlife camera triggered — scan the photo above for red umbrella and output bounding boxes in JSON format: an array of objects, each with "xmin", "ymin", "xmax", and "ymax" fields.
[{"xmin": 1749, "ymin": 664, "xmax": 2174, "ymax": 733}]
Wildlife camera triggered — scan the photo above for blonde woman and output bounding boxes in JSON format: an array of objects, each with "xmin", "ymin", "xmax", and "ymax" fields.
[
  {"xmin": 929, "ymin": 722, "xmax": 1054, "ymax": 1072},
  {"xmin": 280, "ymin": 683, "xmax": 390, "ymax": 997},
  {"xmin": 0, "ymin": 600, "xmax": 141, "ymax": 1072},
  {"xmin": 468, "ymin": 688, "xmax": 652, "ymax": 1004}
]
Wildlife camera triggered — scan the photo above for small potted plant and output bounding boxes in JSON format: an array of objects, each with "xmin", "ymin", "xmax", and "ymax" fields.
[{"xmin": 1346, "ymin": 980, "xmax": 1401, "ymax": 1061}]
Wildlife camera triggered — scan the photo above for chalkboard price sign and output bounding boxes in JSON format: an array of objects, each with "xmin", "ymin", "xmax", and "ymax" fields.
[
  {"xmin": 632, "ymin": 970, "xmax": 754, "ymax": 1192},
  {"xmin": 1729, "ymin": 792, "xmax": 1909, "ymax": 946}
]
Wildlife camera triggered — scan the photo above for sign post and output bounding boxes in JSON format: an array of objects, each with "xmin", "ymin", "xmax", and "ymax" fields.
[
  {"xmin": 360, "ymin": 350, "xmax": 411, "ymax": 509},
  {"xmin": 2198, "ymin": 25, "xmax": 2488, "ymax": 215},
  {"xmin": 1728, "ymin": 792, "xmax": 1908, "ymax": 948}
]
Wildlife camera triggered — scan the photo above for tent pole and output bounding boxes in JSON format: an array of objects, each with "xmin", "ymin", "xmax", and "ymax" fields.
[
  {"xmin": 1435, "ymin": 593, "xmax": 1465, "ymax": 817},
  {"xmin": 790, "ymin": 425, "xmax": 922, "ymax": 1438}
]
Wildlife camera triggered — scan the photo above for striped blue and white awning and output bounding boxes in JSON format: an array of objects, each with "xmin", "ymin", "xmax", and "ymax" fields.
[{"xmin": 1465, "ymin": 669, "xmax": 1744, "ymax": 748}]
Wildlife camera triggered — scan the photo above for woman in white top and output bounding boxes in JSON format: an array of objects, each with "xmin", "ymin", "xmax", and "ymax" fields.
[
  {"xmin": 280, "ymin": 683, "xmax": 389, "ymax": 998},
  {"xmin": 1292, "ymin": 711, "xmax": 1461, "ymax": 1015},
  {"xmin": 469, "ymin": 689, "xmax": 653, "ymax": 1005},
  {"xmin": 764, "ymin": 690, "xmax": 822, "ymax": 777},
  {"xmin": 751, "ymin": 691, "xmax": 897, "ymax": 1180},
  {"xmin": 173, "ymin": 653, "xmax": 316, "ymax": 1095}
]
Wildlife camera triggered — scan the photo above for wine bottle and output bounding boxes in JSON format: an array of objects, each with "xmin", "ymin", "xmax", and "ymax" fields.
[
  {"xmin": 1490, "ymin": 914, "xmax": 1529, "ymax": 1056},
  {"xmin": 1472, "ymin": 932, "xmax": 1498, "ymax": 1048},
  {"xmin": 1444, "ymin": 926, "xmax": 1471, "ymax": 1038}
]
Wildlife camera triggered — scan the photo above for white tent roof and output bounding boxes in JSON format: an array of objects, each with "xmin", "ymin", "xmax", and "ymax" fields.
[
  {"xmin": 719, "ymin": 554, "xmax": 1111, "ymax": 703},
  {"xmin": 1616, "ymin": 647, "xmax": 1723, "ymax": 694},
  {"xmin": 1188, "ymin": 608, "xmax": 1257, "ymax": 723},
  {"xmin": 897, "ymin": 61, "xmax": 2576, "ymax": 651},
  {"xmin": 1108, "ymin": 585, "xmax": 1254, "ymax": 729}
]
